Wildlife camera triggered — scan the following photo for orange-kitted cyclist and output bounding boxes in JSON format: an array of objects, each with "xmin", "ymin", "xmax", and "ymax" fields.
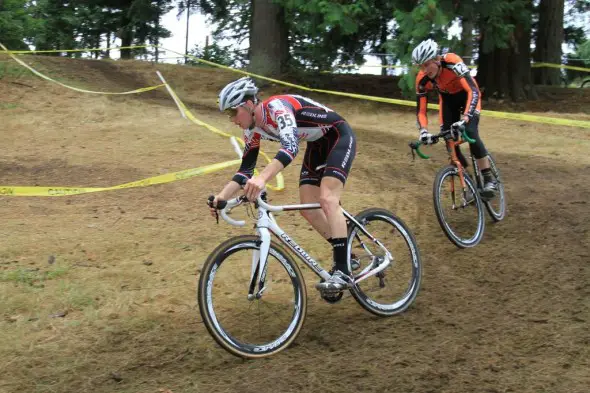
[{"xmin": 412, "ymin": 39, "xmax": 497, "ymax": 197}]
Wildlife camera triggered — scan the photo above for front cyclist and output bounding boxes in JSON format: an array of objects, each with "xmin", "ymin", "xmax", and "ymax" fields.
[
  {"xmin": 412, "ymin": 39, "xmax": 497, "ymax": 197},
  {"xmin": 209, "ymin": 77, "xmax": 357, "ymax": 292}
]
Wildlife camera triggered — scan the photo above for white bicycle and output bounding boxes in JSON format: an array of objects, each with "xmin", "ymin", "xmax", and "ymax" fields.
[{"xmin": 198, "ymin": 192, "xmax": 422, "ymax": 358}]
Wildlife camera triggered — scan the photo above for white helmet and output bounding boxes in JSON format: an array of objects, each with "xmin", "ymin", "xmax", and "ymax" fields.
[
  {"xmin": 412, "ymin": 39, "xmax": 439, "ymax": 65},
  {"xmin": 218, "ymin": 77, "xmax": 259, "ymax": 111}
]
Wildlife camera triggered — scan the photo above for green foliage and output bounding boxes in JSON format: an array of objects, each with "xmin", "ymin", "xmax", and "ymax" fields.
[
  {"xmin": 31, "ymin": 0, "xmax": 79, "ymax": 53},
  {"xmin": 478, "ymin": 0, "xmax": 532, "ymax": 53},
  {"xmin": 576, "ymin": 40, "xmax": 590, "ymax": 62},
  {"xmin": 565, "ymin": 40, "xmax": 590, "ymax": 81},
  {"xmin": 196, "ymin": 0, "xmax": 251, "ymax": 44},
  {"xmin": 186, "ymin": 42, "xmax": 244, "ymax": 67},
  {"xmin": 281, "ymin": 0, "xmax": 396, "ymax": 70},
  {"xmin": 1, "ymin": 0, "xmax": 173, "ymax": 58},
  {"xmin": 389, "ymin": 0, "xmax": 454, "ymax": 97},
  {"xmin": 0, "ymin": 0, "xmax": 37, "ymax": 50}
]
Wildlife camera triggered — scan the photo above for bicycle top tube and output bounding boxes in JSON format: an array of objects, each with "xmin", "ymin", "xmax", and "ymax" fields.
[{"xmin": 216, "ymin": 191, "xmax": 322, "ymax": 227}]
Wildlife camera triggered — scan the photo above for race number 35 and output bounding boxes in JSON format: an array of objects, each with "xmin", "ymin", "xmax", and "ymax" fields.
[{"xmin": 277, "ymin": 114, "xmax": 294, "ymax": 129}]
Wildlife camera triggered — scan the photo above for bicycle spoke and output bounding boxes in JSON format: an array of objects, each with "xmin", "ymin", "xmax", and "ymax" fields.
[{"xmin": 198, "ymin": 237, "xmax": 306, "ymax": 357}]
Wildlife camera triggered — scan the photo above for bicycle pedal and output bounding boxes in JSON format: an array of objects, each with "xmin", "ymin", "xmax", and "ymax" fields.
[{"xmin": 479, "ymin": 189, "xmax": 495, "ymax": 200}]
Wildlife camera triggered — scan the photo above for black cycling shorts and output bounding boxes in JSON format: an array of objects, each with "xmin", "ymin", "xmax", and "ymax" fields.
[{"xmin": 299, "ymin": 120, "xmax": 356, "ymax": 187}]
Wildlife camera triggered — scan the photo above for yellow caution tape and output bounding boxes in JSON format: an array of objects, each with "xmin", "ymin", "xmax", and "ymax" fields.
[
  {"xmin": 0, "ymin": 43, "xmax": 165, "ymax": 95},
  {"xmin": 4, "ymin": 45, "xmax": 151, "ymax": 54},
  {"xmin": 4, "ymin": 41, "xmax": 588, "ymax": 129},
  {"xmin": 6, "ymin": 43, "xmax": 588, "ymax": 73},
  {"xmin": 157, "ymin": 47, "xmax": 590, "ymax": 129},
  {"xmin": 157, "ymin": 74, "xmax": 285, "ymax": 191},
  {"xmin": 0, "ymin": 44, "xmax": 282, "ymax": 195},
  {"xmin": 532, "ymin": 62, "xmax": 590, "ymax": 73},
  {"xmin": 0, "ymin": 159, "xmax": 242, "ymax": 197}
]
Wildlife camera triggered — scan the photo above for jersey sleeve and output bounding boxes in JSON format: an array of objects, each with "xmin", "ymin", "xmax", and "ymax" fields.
[
  {"xmin": 416, "ymin": 71, "xmax": 432, "ymax": 130},
  {"xmin": 266, "ymin": 98, "xmax": 299, "ymax": 167},
  {"xmin": 232, "ymin": 130, "xmax": 261, "ymax": 186}
]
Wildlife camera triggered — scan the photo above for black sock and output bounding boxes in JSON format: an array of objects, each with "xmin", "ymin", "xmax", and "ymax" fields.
[
  {"xmin": 482, "ymin": 168, "xmax": 493, "ymax": 182},
  {"xmin": 330, "ymin": 237, "xmax": 349, "ymax": 275}
]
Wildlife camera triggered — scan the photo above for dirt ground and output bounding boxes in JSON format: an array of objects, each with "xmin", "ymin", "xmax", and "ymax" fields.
[{"xmin": 0, "ymin": 55, "xmax": 589, "ymax": 393}]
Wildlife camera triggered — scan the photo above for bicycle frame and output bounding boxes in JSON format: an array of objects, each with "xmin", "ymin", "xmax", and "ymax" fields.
[
  {"xmin": 444, "ymin": 137, "xmax": 469, "ymax": 191},
  {"xmin": 410, "ymin": 128, "xmax": 479, "ymax": 208},
  {"xmin": 218, "ymin": 194, "xmax": 393, "ymax": 299}
]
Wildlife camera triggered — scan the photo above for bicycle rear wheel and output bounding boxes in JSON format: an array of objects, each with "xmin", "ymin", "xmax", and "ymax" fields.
[
  {"xmin": 433, "ymin": 165, "xmax": 485, "ymax": 248},
  {"xmin": 197, "ymin": 235, "xmax": 307, "ymax": 358},
  {"xmin": 347, "ymin": 209, "xmax": 422, "ymax": 317},
  {"xmin": 483, "ymin": 154, "xmax": 506, "ymax": 222}
]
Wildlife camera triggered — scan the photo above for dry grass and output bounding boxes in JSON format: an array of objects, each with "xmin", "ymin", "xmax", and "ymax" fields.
[{"xmin": 0, "ymin": 56, "xmax": 588, "ymax": 393}]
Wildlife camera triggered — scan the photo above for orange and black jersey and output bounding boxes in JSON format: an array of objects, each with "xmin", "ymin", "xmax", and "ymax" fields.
[{"xmin": 416, "ymin": 53, "xmax": 481, "ymax": 129}]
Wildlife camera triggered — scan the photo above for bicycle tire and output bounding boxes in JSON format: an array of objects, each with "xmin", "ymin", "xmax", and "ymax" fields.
[
  {"xmin": 433, "ymin": 165, "xmax": 485, "ymax": 248},
  {"xmin": 347, "ymin": 208, "xmax": 422, "ymax": 316},
  {"xmin": 483, "ymin": 154, "xmax": 507, "ymax": 222},
  {"xmin": 197, "ymin": 235, "xmax": 307, "ymax": 358}
]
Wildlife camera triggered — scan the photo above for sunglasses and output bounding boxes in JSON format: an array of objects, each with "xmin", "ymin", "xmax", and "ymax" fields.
[{"xmin": 225, "ymin": 101, "xmax": 247, "ymax": 117}]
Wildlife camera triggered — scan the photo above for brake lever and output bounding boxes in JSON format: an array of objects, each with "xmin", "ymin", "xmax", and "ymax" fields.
[{"xmin": 207, "ymin": 195, "xmax": 220, "ymax": 224}]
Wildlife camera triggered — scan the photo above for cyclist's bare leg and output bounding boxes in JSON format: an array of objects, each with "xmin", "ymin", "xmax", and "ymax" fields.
[
  {"xmin": 477, "ymin": 157, "xmax": 490, "ymax": 170},
  {"xmin": 319, "ymin": 177, "xmax": 346, "ymax": 239},
  {"xmin": 299, "ymin": 184, "xmax": 331, "ymax": 239},
  {"xmin": 315, "ymin": 176, "xmax": 352, "ymax": 291}
]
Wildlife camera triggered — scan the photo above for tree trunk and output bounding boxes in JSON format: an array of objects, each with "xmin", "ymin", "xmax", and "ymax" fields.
[
  {"xmin": 95, "ymin": 32, "xmax": 101, "ymax": 59},
  {"xmin": 460, "ymin": 17, "xmax": 474, "ymax": 65},
  {"xmin": 379, "ymin": 23, "xmax": 388, "ymax": 76},
  {"xmin": 511, "ymin": 21, "xmax": 538, "ymax": 101},
  {"xmin": 249, "ymin": 0, "xmax": 288, "ymax": 76},
  {"xmin": 185, "ymin": 0, "xmax": 190, "ymax": 64},
  {"xmin": 533, "ymin": 0, "xmax": 564, "ymax": 85},
  {"xmin": 476, "ymin": 1, "xmax": 537, "ymax": 101},
  {"xmin": 155, "ymin": 7, "xmax": 160, "ymax": 63},
  {"xmin": 119, "ymin": 12, "xmax": 133, "ymax": 59},
  {"xmin": 105, "ymin": 33, "xmax": 111, "ymax": 58}
]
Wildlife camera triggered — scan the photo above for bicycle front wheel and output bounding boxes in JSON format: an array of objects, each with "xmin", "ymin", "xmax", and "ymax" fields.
[
  {"xmin": 197, "ymin": 235, "xmax": 307, "ymax": 358},
  {"xmin": 433, "ymin": 165, "xmax": 485, "ymax": 248},
  {"xmin": 483, "ymin": 154, "xmax": 506, "ymax": 222},
  {"xmin": 347, "ymin": 209, "xmax": 422, "ymax": 317}
]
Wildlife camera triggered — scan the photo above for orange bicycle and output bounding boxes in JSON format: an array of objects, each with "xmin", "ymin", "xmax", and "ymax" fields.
[{"xmin": 409, "ymin": 126, "xmax": 506, "ymax": 248}]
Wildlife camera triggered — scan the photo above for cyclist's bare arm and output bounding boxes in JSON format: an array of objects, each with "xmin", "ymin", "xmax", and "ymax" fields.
[
  {"xmin": 216, "ymin": 180, "xmax": 242, "ymax": 201},
  {"xmin": 211, "ymin": 131, "xmax": 261, "ymax": 214},
  {"xmin": 257, "ymin": 159, "xmax": 284, "ymax": 183}
]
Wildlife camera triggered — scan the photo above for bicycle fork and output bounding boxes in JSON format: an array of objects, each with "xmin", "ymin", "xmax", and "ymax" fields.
[{"xmin": 247, "ymin": 226, "xmax": 271, "ymax": 301}]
